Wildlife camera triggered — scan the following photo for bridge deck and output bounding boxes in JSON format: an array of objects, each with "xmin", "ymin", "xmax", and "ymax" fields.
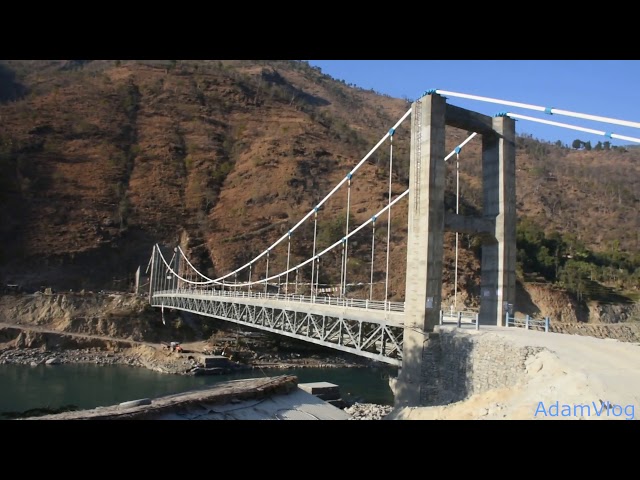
[
  {"xmin": 155, "ymin": 289, "xmax": 405, "ymax": 325},
  {"xmin": 151, "ymin": 289, "xmax": 405, "ymax": 365}
]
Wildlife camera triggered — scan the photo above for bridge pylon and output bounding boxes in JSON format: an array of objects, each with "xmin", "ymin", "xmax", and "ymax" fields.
[{"xmin": 395, "ymin": 93, "xmax": 516, "ymax": 407}]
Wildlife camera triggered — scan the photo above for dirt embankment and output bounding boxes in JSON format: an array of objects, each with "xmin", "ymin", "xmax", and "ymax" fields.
[
  {"xmin": 548, "ymin": 322, "xmax": 640, "ymax": 343},
  {"xmin": 0, "ymin": 291, "xmax": 204, "ymax": 374},
  {"xmin": 0, "ymin": 292, "xmax": 195, "ymax": 343},
  {"xmin": 517, "ymin": 281, "xmax": 639, "ymax": 326}
]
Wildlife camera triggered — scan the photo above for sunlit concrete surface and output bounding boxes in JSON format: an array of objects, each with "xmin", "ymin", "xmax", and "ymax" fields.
[{"xmin": 25, "ymin": 375, "xmax": 351, "ymax": 420}]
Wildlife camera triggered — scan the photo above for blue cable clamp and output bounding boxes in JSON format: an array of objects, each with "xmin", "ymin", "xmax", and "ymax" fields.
[{"xmin": 544, "ymin": 107, "xmax": 553, "ymax": 115}]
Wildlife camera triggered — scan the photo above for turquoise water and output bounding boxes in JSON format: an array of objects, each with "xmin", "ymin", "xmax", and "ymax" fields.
[{"xmin": 0, "ymin": 363, "xmax": 397, "ymax": 416}]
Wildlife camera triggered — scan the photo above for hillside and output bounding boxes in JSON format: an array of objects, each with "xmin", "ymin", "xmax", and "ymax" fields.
[{"xmin": 0, "ymin": 60, "xmax": 638, "ymax": 317}]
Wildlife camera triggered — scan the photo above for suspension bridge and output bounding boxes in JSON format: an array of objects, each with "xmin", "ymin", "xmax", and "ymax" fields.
[{"xmin": 146, "ymin": 90, "xmax": 640, "ymax": 405}]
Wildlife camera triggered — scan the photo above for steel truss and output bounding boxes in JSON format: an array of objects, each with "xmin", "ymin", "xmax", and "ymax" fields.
[{"xmin": 152, "ymin": 293, "xmax": 403, "ymax": 365}]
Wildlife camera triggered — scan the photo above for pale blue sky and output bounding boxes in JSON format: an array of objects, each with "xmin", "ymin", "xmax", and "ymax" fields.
[{"xmin": 307, "ymin": 60, "xmax": 640, "ymax": 147}]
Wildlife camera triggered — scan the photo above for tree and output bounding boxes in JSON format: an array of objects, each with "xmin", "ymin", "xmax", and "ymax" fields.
[
  {"xmin": 572, "ymin": 139, "xmax": 582, "ymax": 149},
  {"xmin": 560, "ymin": 260, "xmax": 591, "ymax": 301},
  {"xmin": 584, "ymin": 141, "xmax": 592, "ymax": 151},
  {"xmin": 594, "ymin": 141, "xmax": 602, "ymax": 151}
]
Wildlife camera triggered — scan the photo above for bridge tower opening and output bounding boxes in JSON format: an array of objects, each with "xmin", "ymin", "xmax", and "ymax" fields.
[{"xmin": 395, "ymin": 92, "xmax": 516, "ymax": 407}]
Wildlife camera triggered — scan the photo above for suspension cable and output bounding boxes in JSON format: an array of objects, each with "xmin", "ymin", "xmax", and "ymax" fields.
[
  {"xmin": 340, "ymin": 238, "xmax": 346, "ymax": 298},
  {"xmin": 157, "ymin": 245, "xmax": 162, "ymax": 295},
  {"xmin": 176, "ymin": 246, "xmax": 222, "ymax": 284},
  {"xmin": 276, "ymin": 190, "xmax": 409, "ymax": 286},
  {"xmin": 285, "ymin": 231, "xmax": 291, "ymax": 295},
  {"xmin": 145, "ymin": 250, "xmax": 153, "ymax": 275},
  {"xmin": 169, "ymin": 109, "xmax": 415, "ymax": 288},
  {"xmin": 148, "ymin": 245, "xmax": 156, "ymax": 301},
  {"xmin": 211, "ymin": 108, "xmax": 412, "ymax": 284},
  {"xmin": 163, "ymin": 249, "xmax": 175, "ymax": 292},
  {"xmin": 454, "ymin": 151, "xmax": 460, "ymax": 311},
  {"xmin": 156, "ymin": 247, "xmax": 161, "ymax": 293},
  {"xmin": 159, "ymin": 246, "xmax": 222, "ymax": 285},
  {"xmin": 162, "ymin": 255, "xmax": 168, "ymax": 292},
  {"xmin": 310, "ymin": 208, "xmax": 318, "ymax": 299},
  {"xmin": 369, "ymin": 215, "xmax": 376, "ymax": 302},
  {"xmin": 342, "ymin": 173, "xmax": 352, "ymax": 297},
  {"xmin": 505, "ymin": 113, "xmax": 640, "ymax": 144},
  {"xmin": 174, "ymin": 249, "xmax": 181, "ymax": 290},
  {"xmin": 155, "ymin": 190, "xmax": 410, "ymax": 288},
  {"xmin": 430, "ymin": 89, "xmax": 640, "ymax": 130},
  {"xmin": 155, "ymin": 132, "xmax": 475, "ymax": 291},
  {"xmin": 154, "ymin": 130, "xmax": 477, "ymax": 291},
  {"xmin": 447, "ymin": 132, "xmax": 477, "ymax": 310},
  {"xmin": 264, "ymin": 249, "xmax": 270, "ymax": 294},
  {"xmin": 445, "ymin": 132, "xmax": 477, "ymax": 162},
  {"xmin": 166, "ymin": 110, "xmax": 596, "ymax": 295},
  {"xmin": 384, "ymin": 129, "xmax": 394, "ymax": 308}
]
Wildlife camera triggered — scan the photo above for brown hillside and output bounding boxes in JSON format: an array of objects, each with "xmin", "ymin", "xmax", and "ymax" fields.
[{"xmin": 0, "ymin": 60, "xmax": 638, "ymax": 310}]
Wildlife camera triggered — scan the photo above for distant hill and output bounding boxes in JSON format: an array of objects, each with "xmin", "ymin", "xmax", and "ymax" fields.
[{"xmin": 0, "ymin": 59, "xmax": 638, "ymax": 312}]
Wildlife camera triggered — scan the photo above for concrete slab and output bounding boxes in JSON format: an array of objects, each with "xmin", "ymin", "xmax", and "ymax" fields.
[
  {"xmin": 156, "ymin": 388, "xmax": 351, "ymax": 420},
  {"xmin": 196, "ymin": 355, "xmax": 232, "ymax": 368},
  {"xmin": 26, "ymin": 375, "xmax": 352, "ymax": 420},
  {"xmin": 299, "ymin": 382, "xmax": 341, "ymax": 400}
]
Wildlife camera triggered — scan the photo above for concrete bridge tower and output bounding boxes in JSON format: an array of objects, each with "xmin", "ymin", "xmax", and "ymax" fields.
[{"xmin": 395, "ymin": 92, "xmax": 516, "ymax": 406}]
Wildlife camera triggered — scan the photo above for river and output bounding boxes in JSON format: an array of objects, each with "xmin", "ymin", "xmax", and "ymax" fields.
[{"xmin": 0, "ymin": 363, "xmax": 397, "ymax": 418}]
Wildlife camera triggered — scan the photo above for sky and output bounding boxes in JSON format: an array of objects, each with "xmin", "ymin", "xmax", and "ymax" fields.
[{"xmin": 306, "ymin": 60, "xmax": 640, "ymax": 148}]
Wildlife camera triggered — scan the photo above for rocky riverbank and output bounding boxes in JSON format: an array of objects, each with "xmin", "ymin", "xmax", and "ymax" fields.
[
  {"xmin": 0, "ymin": 345, "xmax": 211, "ymax": 375},
  {"xmin": 344, "ymin": 403, "xmax": 394, "ymax": 420},
  {"xmin": 0, "ymin": 344, "xmax": 367, "ymax": 376},
  {"xmin": 0, "ymin": 347, "xmax": 138, "ymax": 368}
]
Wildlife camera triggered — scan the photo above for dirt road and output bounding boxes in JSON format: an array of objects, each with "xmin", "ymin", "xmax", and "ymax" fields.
[{"xmin": 389, "ymin": 326, "xmax": 640, "ymax": 420}]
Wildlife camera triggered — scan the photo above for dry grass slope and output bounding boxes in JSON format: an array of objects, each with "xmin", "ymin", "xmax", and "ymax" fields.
[{"xmin": 0, "ymin": 60, "xmax": 638, "ymax": 314}]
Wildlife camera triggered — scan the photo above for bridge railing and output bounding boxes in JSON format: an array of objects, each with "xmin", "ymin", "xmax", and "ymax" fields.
[
  {"xmin": 440, "ymin": 310, "xmax": 479, "ymax": 330},
  {"xmin": 505, "ymin": 313, "xmax": 550, "ymax": 332},
  {"xmin": 153, "ymin": 288, "xmax": 405, "ymax": 312}
]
